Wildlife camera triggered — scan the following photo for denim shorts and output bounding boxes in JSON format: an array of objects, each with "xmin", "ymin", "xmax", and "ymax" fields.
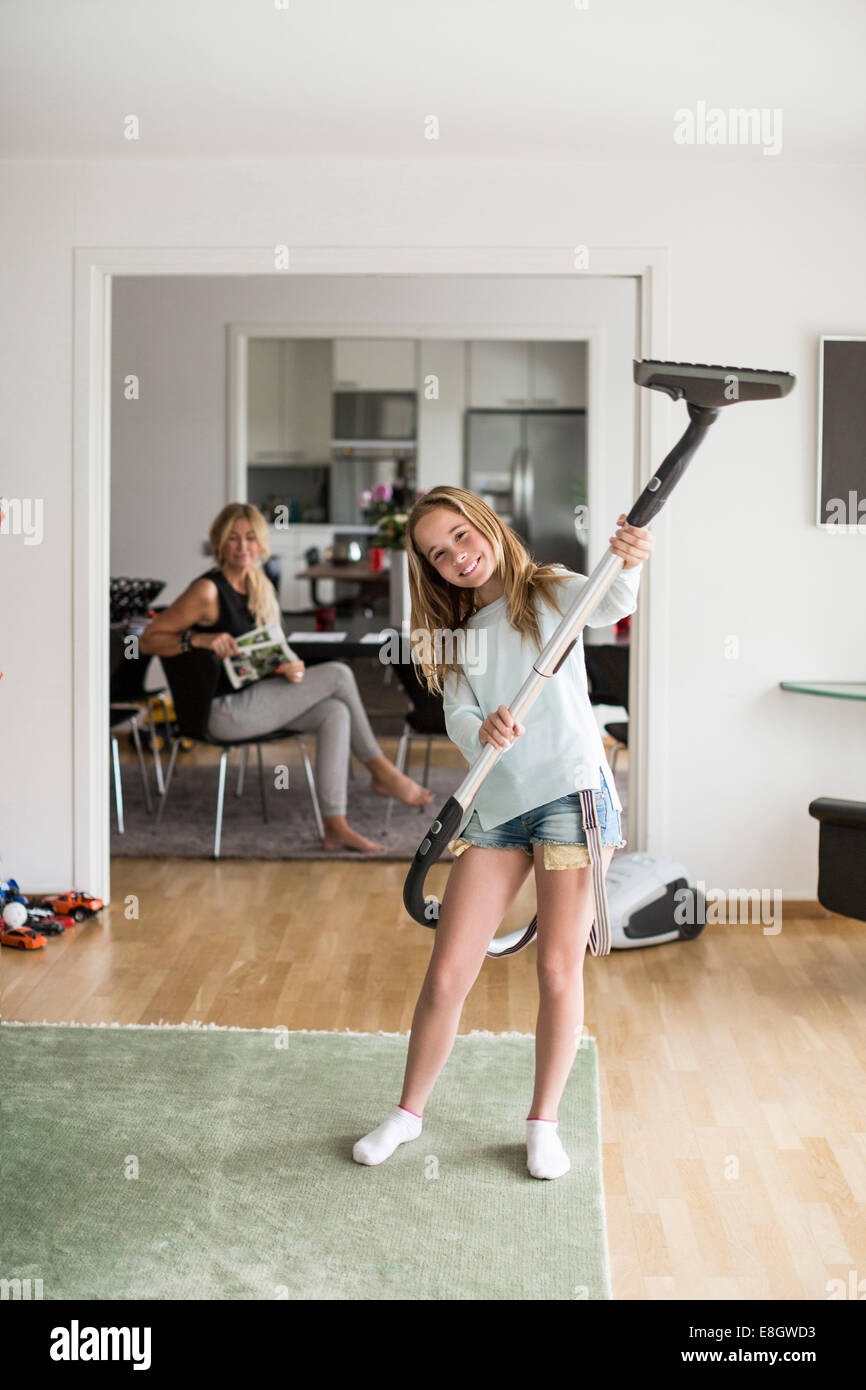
[{"xmin": 447, "ymin": 767, "xmax": 626, "ymax": 870}]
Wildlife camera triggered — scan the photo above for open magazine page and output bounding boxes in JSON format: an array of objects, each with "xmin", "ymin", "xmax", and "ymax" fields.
[{"xmin": 222, "ymin": 622, "xmax": 296, "ymax": 691}]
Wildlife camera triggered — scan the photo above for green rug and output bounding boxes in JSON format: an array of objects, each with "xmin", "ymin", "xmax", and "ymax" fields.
[{"xmin": 0, "ymin": 1022, "xmax": 611, "ymax": 1301}]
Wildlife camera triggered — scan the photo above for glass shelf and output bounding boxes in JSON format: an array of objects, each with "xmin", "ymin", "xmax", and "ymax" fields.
[{"xmin": 780, "ymin": 681, "xmax": 866, "ymax": 701}]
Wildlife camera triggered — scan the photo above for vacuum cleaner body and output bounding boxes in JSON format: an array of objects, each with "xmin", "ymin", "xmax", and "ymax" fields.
[
  {"xmin": 403, "ymin": 358, "xmax": 795, "ymax": 957},
  {"xmin": 602, "ymin": 853, "xmax": 707, "ymax": 949}
]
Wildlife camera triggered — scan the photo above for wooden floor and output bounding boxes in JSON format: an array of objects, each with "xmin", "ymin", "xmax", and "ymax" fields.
[{"xmin": 4, "ymin": 738, "xmax": 865, "ymax": 1301}]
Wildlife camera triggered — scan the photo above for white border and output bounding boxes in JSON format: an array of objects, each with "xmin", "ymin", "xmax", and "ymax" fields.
[
  {"xmin": 73, "ymin": 246, "xmax": 669, "ymax": 901},
  {"xmin": 816, "ymin": 335, "xmax": 866, "ymax": 530}
]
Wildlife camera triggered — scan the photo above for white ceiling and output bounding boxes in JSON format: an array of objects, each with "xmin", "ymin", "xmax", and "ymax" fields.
[{"xmin": 1, "ymin": 0, "xmax": 864, "ymax": 162}]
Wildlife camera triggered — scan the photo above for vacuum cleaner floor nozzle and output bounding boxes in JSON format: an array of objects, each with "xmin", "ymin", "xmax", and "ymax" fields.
[{"xmin": 634, "ymin": 358, "xmax": 795, "ymax": 409}]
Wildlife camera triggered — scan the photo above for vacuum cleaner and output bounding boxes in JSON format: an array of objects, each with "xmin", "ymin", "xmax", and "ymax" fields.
[
  {"xmin": 403, "ymin": 358, "xmax": 796, "ymax": 957},
  {"xmin": 600, "ymin": 852, "xmax": 707, "ymax": 949}
]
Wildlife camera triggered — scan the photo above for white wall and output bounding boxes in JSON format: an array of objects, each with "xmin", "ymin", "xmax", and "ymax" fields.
[
  {"xmin": 2, "ymin": 158, "xmax": 865, "ymax": 901},
  {"xmin": 110, "ymin": 274, "xmax": 634, "ymax": 602}
]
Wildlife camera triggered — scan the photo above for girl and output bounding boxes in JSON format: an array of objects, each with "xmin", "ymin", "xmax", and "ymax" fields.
[
  {"xmin": 139, "ymin": 502, "xmax": 433, "ymax": 854},
  {"xmin": 353, "ymin": 485, "xmax": 654, "ymax": 1177}
]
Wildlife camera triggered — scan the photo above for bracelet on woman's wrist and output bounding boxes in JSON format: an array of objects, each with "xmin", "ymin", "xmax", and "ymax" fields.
[{"xmin": 179, "ymin": 629, "xmax": 194, "ymax": 653}]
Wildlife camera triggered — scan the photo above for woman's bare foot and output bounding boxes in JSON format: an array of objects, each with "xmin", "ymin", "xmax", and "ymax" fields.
[
  {"xmin": 367, "ymin": 758, "xmax": 435, "ymax": 808},
  {"xmin": 321, "ymin": 815, "xmax": 385, "ymax": 854}
]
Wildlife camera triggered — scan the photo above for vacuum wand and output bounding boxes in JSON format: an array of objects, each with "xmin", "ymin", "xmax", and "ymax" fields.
[{"xmin": 403, "ymin": 359, "xmax": 795, "ymax": 955}]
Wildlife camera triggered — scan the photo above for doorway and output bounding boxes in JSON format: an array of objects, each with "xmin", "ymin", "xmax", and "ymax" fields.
[{"xmin": 75, "ymin": 247, "xmax": 670, "ymax": 899}]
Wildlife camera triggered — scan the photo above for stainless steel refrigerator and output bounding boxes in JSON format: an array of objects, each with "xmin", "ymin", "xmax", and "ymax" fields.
[{"xmin": 464, "ymin": 410, "xmax": 587, "ymax": 571}]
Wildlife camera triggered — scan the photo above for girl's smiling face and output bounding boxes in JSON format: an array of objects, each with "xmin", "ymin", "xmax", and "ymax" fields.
[{"xmin": 413, "ymin": 506, "xmax": 500, "ymax": 600}]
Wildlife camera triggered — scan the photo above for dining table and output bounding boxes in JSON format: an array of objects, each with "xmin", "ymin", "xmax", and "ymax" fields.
[{"xmin": 294, "ymin": 559, "xmax": 389, "ymax": 612}]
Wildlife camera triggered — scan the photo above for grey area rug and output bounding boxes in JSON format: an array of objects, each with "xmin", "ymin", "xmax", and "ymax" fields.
[
  {"xmin": 111, "ymin": 758, "xmax": 463, "ymax": 861},
  {"xmin": 111, "ymin": 756, "xmax": 628, "ymax": 863}
]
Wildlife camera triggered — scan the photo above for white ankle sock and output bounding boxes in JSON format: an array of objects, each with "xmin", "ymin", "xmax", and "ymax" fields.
[
  {"xmin": 526, "ymin": 1119, "xmax": 571, "ymax": 1179},
  {"xmin": 353, "ymin": 1106, "xmax": 423, "ymax": 1166}
]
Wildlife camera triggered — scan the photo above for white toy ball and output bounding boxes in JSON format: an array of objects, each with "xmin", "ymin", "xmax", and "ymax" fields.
[{"xmin": 2, "ymin": 900, "xmax": 28, "ymax": 928}]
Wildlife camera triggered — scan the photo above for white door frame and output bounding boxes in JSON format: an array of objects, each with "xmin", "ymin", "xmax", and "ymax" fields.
[{"xmin": 74, "ymin": 245, "xmax": 670, "ymax": 901}]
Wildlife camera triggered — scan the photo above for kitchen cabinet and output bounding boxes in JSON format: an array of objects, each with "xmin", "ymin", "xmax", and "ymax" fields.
[
  {"xmin": 417, "ymin": 340, "xmax": 466, "ymax": 491},
  {"xmin": 530, "ymin": 341, "xmax": 586, "ymax": 409},
  {"xmin": 467, "ymin": 341, "xmax": 531, "ymax": 408},
  {"xmin": 247, "ymin": 340, "xmax": 283, "ymax": 457},
  {"xmin": 247, "ymin": 339, "xmax": 332, "ymax": 461},
  {"xmin": 467, "ymin": 340, "xmax": 586, "ymax": 409},
  {"xmin": 333, "ymin": 338, "xmax": 417, "ymax": 391}
]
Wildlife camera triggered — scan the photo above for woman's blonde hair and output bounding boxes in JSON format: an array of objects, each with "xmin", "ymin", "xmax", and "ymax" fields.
[
  {"xmin": 405, "ymin": 485, "xmax": 570, "ymax": 695},
  {"xmin": 208, "ymin": 503, "xmax": 280, "ymax": 629}
]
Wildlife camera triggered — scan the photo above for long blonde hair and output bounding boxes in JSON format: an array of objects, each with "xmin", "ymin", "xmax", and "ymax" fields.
[
  {"xmin": 405, "ymin": 485, "xmax": 571, "ymax": 695},
  {"xmin": 208, "ymin": 503, "xmax": 280, "ymax": 629}
]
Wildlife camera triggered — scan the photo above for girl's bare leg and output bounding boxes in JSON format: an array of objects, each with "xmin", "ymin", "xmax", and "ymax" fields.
[
  {"xmin": 528, "ymin": 844, "xmax": 616, "ymax": 1121},
  {"xmin": 399, "ymin": 845, "xmax": 533, "ymax": 1115}
]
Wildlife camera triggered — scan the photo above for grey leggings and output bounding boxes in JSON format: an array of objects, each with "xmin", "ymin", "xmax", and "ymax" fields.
[{"xmin": 205, "ymin": 662, "xmax": 382, "ymax": 818}]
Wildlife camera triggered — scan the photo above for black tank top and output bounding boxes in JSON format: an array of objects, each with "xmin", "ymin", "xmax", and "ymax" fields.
[{"xmin": 194, "ymin": 568, "xmax": 256, "ymax": 697}]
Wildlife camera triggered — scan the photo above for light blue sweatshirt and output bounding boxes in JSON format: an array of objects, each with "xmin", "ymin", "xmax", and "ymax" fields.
[{"xmin": 442, "ymin": 564, "xmax": 642, "ymax": 836}]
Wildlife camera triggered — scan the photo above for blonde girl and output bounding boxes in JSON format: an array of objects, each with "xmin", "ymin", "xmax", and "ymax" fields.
[{"xmin": 354, "ymin": 486, "xmax": 654, "ymax": 1177}]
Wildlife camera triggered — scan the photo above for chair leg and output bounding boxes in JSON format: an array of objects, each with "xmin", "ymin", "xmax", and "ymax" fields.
[
  {"xmin": 146, "ymin": 699, "xmax": 165, "ymax": 796},
  {"xmin": 295, "ymin": 736, "xmax": 324, "ymax": 841},
  {"xmin": 214, "ymin": 748, "xmax": 230, "ymax": 859},
  {"xmin": 111, "ymin": 736, "xmax": 125, "ymax": 834},
  {"xmin": 422, "ymin": 736, "xmax": 432, "ymax": 791},
  {"xmin": 256, "ymin": 744, "xmax": 268, "ymax": 824},
  {"xmin": 153, "ymin": 739, "xmax": 181, "ymax": 830},
  {"xmin": 384, "ymin": 726, "xmax": 411, "ymax": 836},
  {"xmin": 237, "ymin": 745, "xmax": 249, "ymax": 796},
  {"xmin": 130, "ymin": 717, "xmax": 153, "ymax": 815}
]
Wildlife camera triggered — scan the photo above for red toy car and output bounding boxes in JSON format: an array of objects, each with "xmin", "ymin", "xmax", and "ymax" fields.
[
  {"xmin": 1, "ymin": 924, "xmax": 47, "ymax": 950},
  {"xmin": 39, "ymin": 890, "xmax": 104, "ymax": 922}
]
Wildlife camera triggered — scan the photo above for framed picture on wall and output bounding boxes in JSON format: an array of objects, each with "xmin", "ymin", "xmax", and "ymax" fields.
[{"xmin": 816, "ymin": 336, "xmax": 866, "ymax": 530}]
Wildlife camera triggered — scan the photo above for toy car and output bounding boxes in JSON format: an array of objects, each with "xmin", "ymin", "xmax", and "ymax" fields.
[
  {"xmin": 23, "ymin": 906, "xmax": 75, "ymax": 935},
  {"xmin": 0, "ymin": 924, "xmax": 47, "ymax": 950},
  {"xmin": 39, "ymin": 890, "xmax": 104, "ymax": 922}
]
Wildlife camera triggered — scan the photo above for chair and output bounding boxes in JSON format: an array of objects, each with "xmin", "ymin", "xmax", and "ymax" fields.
[
  {"xmin": 808, "ymin": 798, "xmax": 866, "ymax": 921},
  {"xmin": 108, "ymin": 626, "xmax": 158, "ymax": 831},
  {"xmin": 109, "ymin": 705, "xmax": 154, "ymax": 833},
  {"xmin": 110, "ymin": 620, "xmax": 172, "ymax": 794},
  {"xmin": 263, "ymin": 555, "xmax": 281, "ymax": 598},
  {"xmin": 153, "ymin": 647, "xmax": 324, "ymax": 858},
  {"xmin": 383, "ymin": 659, "xmax": 451, "ymax": 836},
  {"xmin": 584, "ymin": 644, "xmax": 630, "ymax": 775}
]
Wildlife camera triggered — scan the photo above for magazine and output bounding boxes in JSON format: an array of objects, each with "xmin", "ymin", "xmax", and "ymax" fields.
[{"xmin": 222, "ymin": 623, "xmax": 297, "ymax": 691}]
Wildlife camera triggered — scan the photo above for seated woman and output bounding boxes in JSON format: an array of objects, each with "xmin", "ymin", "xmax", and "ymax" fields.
[{"xmin": 139, "ymin": 502, "xmax": 433, "ymax": 853}]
